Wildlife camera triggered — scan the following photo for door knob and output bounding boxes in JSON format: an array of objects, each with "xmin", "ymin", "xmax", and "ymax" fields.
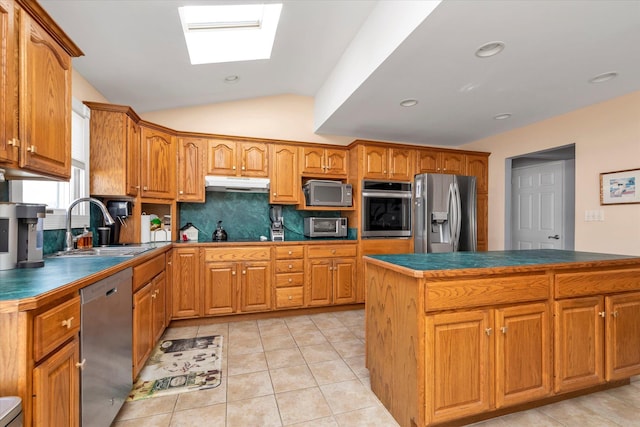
[{"xmin": 548, "ymin": 235, "xmax": 560, "ymax": 240}]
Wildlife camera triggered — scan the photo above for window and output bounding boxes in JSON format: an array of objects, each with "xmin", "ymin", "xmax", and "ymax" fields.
[{"xmin": 10, "ymin": 97, "xmax": 90, "ymax": 229}]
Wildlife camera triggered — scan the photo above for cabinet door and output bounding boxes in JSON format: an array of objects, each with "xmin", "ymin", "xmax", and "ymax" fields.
[
  {"xmin": 495, "ymin": 303, "xmax": 551, "ymax": 408},
  {"xmin": 325, "ymin": 148, "xmax": 348, "ymax": 176},
  {"xmin": 466, "ymin": 154, "xmax": 489, "ymax": 193},
  {"xmin": 133, "ymin": 282, "xmax": 153, "ymax": 378},
  {"xmin": 203, "ymin": 262, "xmax": 237, "ymax": 315},
  {"xmin": 363, "ymin": 146, "xmax": 388, "ymax": 179},
  {"xmin": 270, "ymin": 144, "xmax": 299, "ymax": 204},
  {"xmin": 388, "ymin": 148, "xmax": 414, "ymax": 180},
  {"xmin": 301, "ymin": 146, "xmax": 325, "ymax": 175},
  {"xmin": 32, "ymin": 337, "xmax": 80, "ymax": 427},
  {"xmin": 207, "ymin": 139, "xmax": 237, "ymax": 175},
  {"xmin": 172, "ymin": 248, "xmax": 201, "ymax": 318},
  {"xmin": 239, "ymin": 261, "xmax": 271, "ymax": 312},
  {"xmin": 177, "ymin": 137, "xmax": 205, "ymax": 202},
  {"xmin": 152, "ymin": 271, "xmax": 167, "ymax": 342},
  {"xmin": 440, "ymin": 152, "xmax": 465, "ymax": 175},
  {"xmin": 88, "ymin": 109, "xmax": 129, "ymax": 196},
  {"xmin": 19, "ymin": 11, "xmax": 72, "ymax": 179},
  {"xmin": 425, "ymin": 310, "xmax": 492, "ymax": 424},
  {"xmin": 0, "ymin": 0, "xmax": 16, "ymax": 163},
  {"xmin": 416, "ymin": 149, "xmax": 439, "ymax": 174},
  {"xmin": 606, "ymin": 292, "xmax": 640, "ymax": 380},
  {"xmin": 240, "ymin": 142, "xmax": 268, "ymax": 177},
  {"xmin": 141, "ymin": 127, "xmax": 175, "ymax": 198},
  {"xmin": 554, "ymin": 296, "xmax": 605, "ymax": 393},
  {"xmin": 306, "ymin": 259, "xmax": 332, "ymax": 306},
  {"xmin": 333, "ymin": 258, "xmax": 356, "ymax": 304},
  {"xmin": 126, "ymin": 117, "xmax": 141, "ymax": 196},
  {"xmin": 476, "ymin": 193, "xmax": 488, "ymax": 251}
]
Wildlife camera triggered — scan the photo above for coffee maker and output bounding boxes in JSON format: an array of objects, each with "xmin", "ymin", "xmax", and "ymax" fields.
[
  {"xmin": 16, "ymin": 203, "xmax": 46, "ymax": 268},
  {"xmin": 0, "ymin": 202, "xmax": 18, "ymax": 271},
  {"xmin": 269, "ymin": 205, "xmax": 284, "ymax": 241}
]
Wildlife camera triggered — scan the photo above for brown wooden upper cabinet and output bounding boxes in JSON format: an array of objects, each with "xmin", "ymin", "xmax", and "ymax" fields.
[
  {"xmin": 270, "ymin": 144, "xmax": 299, "ymax": 204},
  {"xmin": 466, "ymin": 154, "xmax": 489, "ymax": 193},
  {"xmin": 177, "ymin": 137, "xmax": 206, "ymax": 202},
  {"xmin": 86, "ymin": 104, "xmax": 141, "ymax": 197},
  {"xmin": 300, "ymin": 146, "xmax": 348, "ymax": 177},
  {"xmin": 0, "ymin": 0, "xmax": 82, "ymax": 180},
  {"xmin": 140, "ymin": 126, "xmax": 176, "ymax": 199},
  {"xmin": 362, "ymin": 145, "xmax": 414, "ymax": 181},
  {"xmin": 207, "ymin": 139, "xmax": 268, "ymax": 177},
  {"xmin": 416, "ymin": 149, "xmax": 465, "ymax": 175}
]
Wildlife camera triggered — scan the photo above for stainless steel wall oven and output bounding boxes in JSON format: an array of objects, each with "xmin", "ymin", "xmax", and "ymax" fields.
[{"xmin": 361, "ymin": 180, "xmax": 412, "ymax": 238}]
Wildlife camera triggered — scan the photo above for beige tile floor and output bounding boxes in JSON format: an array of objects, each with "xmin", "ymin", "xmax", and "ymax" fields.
[{"xmin": 113, "ymin": 309, "xmax": 640, "ymax": 427}]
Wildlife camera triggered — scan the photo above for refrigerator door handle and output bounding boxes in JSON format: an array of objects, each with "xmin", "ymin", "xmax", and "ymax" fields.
[
  {"xmin": 448, "ymin": 183, "xmax": 457, "ymax": 250},
  {"xmin": 452, "ymin": 181, "xmax": 462, "ymax": 251}
]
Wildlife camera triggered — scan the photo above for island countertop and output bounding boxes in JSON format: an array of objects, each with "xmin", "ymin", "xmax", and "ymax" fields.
[{"xmin": 364, "ymin": 249, "xmax": 640, "ymax": 278}]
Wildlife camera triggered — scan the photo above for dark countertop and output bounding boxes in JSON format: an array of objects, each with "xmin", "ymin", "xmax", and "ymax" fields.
[
  {"xmin": 0, "ymin": 242, "xmax": 171, "ymax": 304},
  {"xmin": 366, "ymin": 249, "xmax": 639, "ymax": 275}
]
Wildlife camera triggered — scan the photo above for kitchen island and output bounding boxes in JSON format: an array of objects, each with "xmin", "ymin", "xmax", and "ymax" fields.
[{"xmin": 364, "ymin": 250, "xmax": 640, "ymax": 427}]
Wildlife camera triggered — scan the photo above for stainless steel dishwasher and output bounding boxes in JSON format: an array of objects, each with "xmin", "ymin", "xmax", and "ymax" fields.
[{"xmin": 80, "ymin": 267, "xmax": 132, "ymax": 427}]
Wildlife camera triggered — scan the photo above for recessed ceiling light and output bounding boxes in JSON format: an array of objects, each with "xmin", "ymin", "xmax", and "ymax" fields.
[
  {"xmin": 224, "ymin": 75, "xmax": 239, "ymax": 83},
  {"xmin": 494, "ymin": 113, "xmax": 512, "ymax": 120},
  {"xmin": 475, "ymin": 41, "xmax": 505, "ymax": 58},
  {"xmin": 178, "ymin": 4, "xmax": 283, "ymax": 65},
  {"xmin": 400, "ymin": 99, "xmax": 418, "ymax": 107},
  {"xmin": 589, "ymin": 72, "xmax": 618, "ymax": 84}
]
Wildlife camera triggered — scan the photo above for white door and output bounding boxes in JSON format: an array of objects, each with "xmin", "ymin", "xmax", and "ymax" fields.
[{"xmin": 512, "ymin": 161, "xmax": 564, "ymax": 249}]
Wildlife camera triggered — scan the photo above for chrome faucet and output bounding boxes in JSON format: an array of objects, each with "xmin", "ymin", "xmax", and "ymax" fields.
[{"xmin": 64, "ymin": 197, "xmax": 116, "ymax": 251}]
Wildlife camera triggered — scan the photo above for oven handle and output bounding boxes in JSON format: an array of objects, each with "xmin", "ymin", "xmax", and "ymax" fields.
[{"xmin": 362, "ymin": 191, "xmax": 413, "ymax": 198}]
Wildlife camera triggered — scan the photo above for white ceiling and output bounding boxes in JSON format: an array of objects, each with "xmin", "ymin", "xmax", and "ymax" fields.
[{"xmin": 40, "ymin": 0, "xmax": 640, "ymax": 147}]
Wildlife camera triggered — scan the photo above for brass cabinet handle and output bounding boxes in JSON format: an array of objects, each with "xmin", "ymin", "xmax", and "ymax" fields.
[
  {"xmin": 485, "ymin": 328, "xmax": 492, "ymax": 336},
  {"xmin": 612, "ymin": 311, "xmax": 619, "ymax": 318},
  {"xmin": 288, "ymin": 250, "xmax": 292, "ymax": 255},
  {"xmin": 7, "ymin": 138, "xmax": 19, "ymax": 147},
  {"xmin": 232, "ymin": 165, "xmax": 236, "ymax": 170},
  {"xmin": 179, "ymin": 190, "xmax": 184, "ymax": 194},
  {"xmin": 288, "ymin": 295, "xmax": 293, "ymax": 300},
  {"xmin": 26, "ymin": 145, "xmax": 36, "ymax": 153},
  {"xmin": 232, "ymin": 271, "xmax": 236, "ymax": 276},
  {"xmin": 61, "ymin": 317, "xmax": 74, "ymax": 329},
  {"xmin": 288, "ymin": 278, "xmax": 292, "ymax": 283},
  {"xmin": 242, "ymin": 270, "xmax": 246, "ymax": 275},
  {"xmin": 288, "ymin": 264, "xmax": 293, "ymax": 269},
  {"xmin": 501, "ymin": 326, "xmax": 508, "ymax": 334},
  {"xmin": 76, "ymin": 358, "xmax": 86, "ymax": 370},
  {"xmin": 598, "ymin": 311, "xmax": 606, "ymax": 318}
]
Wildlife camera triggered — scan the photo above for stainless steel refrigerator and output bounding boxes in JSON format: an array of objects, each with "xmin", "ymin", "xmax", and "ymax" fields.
[{"xmin": 414, "ymin": 173, "xmax": 477, "ymax": 253}]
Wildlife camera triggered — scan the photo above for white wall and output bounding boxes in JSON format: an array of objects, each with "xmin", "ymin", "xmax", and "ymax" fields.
[{"xmin": 462, "ymin": 91, "xmax": 640, "ymax": 256}]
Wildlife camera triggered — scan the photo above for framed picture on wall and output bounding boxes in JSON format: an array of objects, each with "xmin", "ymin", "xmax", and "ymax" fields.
[{"xmin": 600, "ymin": 168, "xmax": 640, "ymax": 205}]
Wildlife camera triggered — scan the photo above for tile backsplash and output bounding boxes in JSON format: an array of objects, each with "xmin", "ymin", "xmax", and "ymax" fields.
[{"xmin": 179, "ymin": 192, "xmax": 340, "ymax": 241}]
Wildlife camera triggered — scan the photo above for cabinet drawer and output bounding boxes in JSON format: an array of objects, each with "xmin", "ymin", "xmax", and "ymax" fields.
[
  {"xmin": 307, "ymin": 244, "xmax": 357, "ymax": 259},
  {"xmin": 204, "ymin": 247, "xmax": 271, "ymax": 262},
  {"xmin": 275, "ymin": 287, "xmax": 304, "ymax": 308},
  {"xmin": 33, "ymin": 296, "xmax": 81, "ymax": 362},
  {"xmin": 555, "ymin": 267, "xmax": 640, "ymax": 298},
  {"xmin": 275, "ymin": 272, "xmax": 304, "ymax": 288},
  {"xmin": 425, "ymin": 274, "xmax": 550, "ymax": 312},
  {"xmin": 275, "ymin": 246, "xmax": 304, "ymax": 259},
  {"xmin": 275, "ymin": 259, "xmax": 304, "ymax": 273},
  {"xmin": 133, "ymin": 253, "xmax": 165, "ymax": 292}
]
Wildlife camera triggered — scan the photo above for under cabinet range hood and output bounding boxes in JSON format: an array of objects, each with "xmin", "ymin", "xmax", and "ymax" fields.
[{"xmin": 205, "ymin": 176, "xmax": 270, "ymax": 193}]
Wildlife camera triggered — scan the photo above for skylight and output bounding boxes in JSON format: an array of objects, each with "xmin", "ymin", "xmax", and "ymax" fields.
[{"xmin": 178, "ymin": 4, "xmax": 282, "ymax": 65}]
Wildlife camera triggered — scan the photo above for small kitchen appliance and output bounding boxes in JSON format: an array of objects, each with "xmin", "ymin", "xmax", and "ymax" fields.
[
  {"xmin": 16, "ymin": 203, "xmax": 45, "ymax": 268},
  {"xmin": 361, "ymin": 180, "xmax": 412, "ymax": 238},
  {"xmin": 212, "ymin": 221, "xmax": 228, "ymax": 241},
  {"xmin": 302, "ymin": 180, "xmax": 352, "ymax": 207},
  {"xmin": 304, "ymin": 217, "xmax": 347, "ymax": 238},
  {"xmin": 269, "ymin": 205, "xmax": 284, "ymax": 241},
  {"xmin": 0, "ymin": 202, "xmax": 18, "ymax": 271}
]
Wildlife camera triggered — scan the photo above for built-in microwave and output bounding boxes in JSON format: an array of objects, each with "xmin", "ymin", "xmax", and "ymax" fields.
[
  {"xmin": 302, "ymin": 180, "xmax": 352, "ymax": 207},
  {"xmin": 304, "ymin": 217, "xmax": 348, "ymax": 238},
  {"xmin": 361, "ymin": 180, "xmax": 412, "ymax": 238}
]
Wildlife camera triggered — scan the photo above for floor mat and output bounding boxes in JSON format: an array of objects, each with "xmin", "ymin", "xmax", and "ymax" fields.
[{"xmin": 128, "ymin": 335, "xmax": 223, "ymax": 401}]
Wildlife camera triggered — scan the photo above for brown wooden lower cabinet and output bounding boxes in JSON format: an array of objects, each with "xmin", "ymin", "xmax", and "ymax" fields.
[
  {"xmin": 32, "ymin": 337, "xmax": 80, "ymax": 427},
  {"xmin": 172, "ymin": 247, "xmax": 201, "ymax": 318},
  {"xmin": 306, "ymin": 244, "xmax": 357, "ymax": 306}
]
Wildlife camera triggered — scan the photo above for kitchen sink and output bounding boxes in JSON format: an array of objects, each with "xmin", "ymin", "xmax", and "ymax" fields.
[{"xmin": 52, "ymin": 246, "xmax": 151, "ymax": 258}]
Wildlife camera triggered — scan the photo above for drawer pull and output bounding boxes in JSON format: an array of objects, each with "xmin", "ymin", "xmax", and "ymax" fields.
[
  {"xmin": 288, "ymin": 264, "xmax": 293, "ymax": 269},
  {"xmin": 288, "ymin": 295, "xmax": 293, "ymax": 300},
  {"xmin": 288, "ymin": 251, "xmax": 292, "ymax": 255},
  {"xmin": 288, "ymin": 278, "xmax": 292, "ymax": 282},
  {"xmin": 61, "ymin": 317, "xmax": 74, "ymax": 329},
  {"xmin": 76, "ymin": 358, "xmax": 86, "ymax": 370}
]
